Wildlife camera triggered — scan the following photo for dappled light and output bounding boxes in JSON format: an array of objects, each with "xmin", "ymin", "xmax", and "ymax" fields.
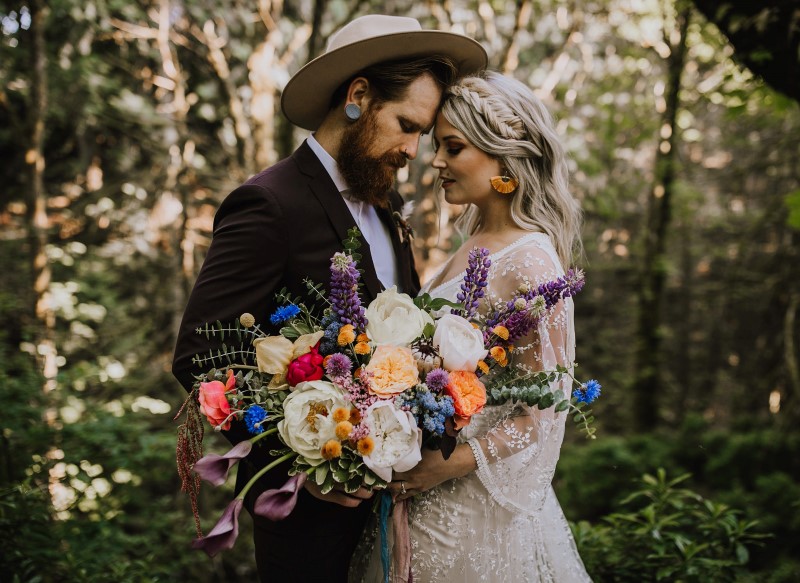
[{"xmin": 1, "ymin": 0, "xmax": 798, "ymax": 580}]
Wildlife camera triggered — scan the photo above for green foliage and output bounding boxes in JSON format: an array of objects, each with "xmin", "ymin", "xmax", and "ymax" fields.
[
  {"xmin": 786, "ymin": 189, "xmax": 800, "ymax": 230},
  {"xmin": 572, "ymin": 469, "xmax": 769, "ymax": 582}
]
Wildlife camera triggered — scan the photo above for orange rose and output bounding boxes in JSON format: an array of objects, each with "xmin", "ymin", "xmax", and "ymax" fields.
[
  {"xmin": 444, "ymin": 370, "xmax": 487, "ymax": 424},
  {"xmin": 365, "ymin": 345, "xmax": 419, "ymax": 398}
]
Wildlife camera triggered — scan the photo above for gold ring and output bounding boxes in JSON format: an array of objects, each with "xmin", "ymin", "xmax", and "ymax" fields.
[{"xmin": 400, "ymin": 481, "xmax": 406, "ymax": 496}]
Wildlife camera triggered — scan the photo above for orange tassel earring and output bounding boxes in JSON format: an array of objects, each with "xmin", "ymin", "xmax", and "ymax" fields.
[{"xmin": 490, "ymin": 175, "xmax": 518, "ymax": 194}]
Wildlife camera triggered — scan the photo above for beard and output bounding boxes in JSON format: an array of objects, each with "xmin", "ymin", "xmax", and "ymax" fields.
[{"xmin": 338, "ymin": 107, "xmax": 407, "ymax": 208}]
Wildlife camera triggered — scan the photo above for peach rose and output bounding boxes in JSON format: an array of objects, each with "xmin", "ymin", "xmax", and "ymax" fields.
[
  {"xmin": 198, "ymin": 370, "xmax": 237, "ymax": 430},
  {"xmin": 365, "ymin": 345, "xmax": 419, "ymax": 398},
  {"xmin": 444, "ymin": 370, "xmax": 487, "ymax": 426}
]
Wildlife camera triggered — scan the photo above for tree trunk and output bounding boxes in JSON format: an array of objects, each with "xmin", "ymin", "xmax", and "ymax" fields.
[
  {"xmin": 631, "ymin": 3, "xmax": 691, "ymax": 431},
  {"xmin": 25, "ymin": 0, "xmax": 57, "ymax": 394}
]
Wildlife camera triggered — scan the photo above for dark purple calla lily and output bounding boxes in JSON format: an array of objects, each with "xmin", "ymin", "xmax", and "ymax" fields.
[
  {"xmin": 191, "ymin": 498, "xmax": 244, "ymax": 557},
  {"xmin": 253, "ymin": 473, "xmax": 308, "ymax": 521},
  {"xmin": 193, "ymin": 440, "xmax": 253, "ymax": 486}
]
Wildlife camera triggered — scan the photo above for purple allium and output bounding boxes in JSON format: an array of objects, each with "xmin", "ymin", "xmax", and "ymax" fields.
[
  {"xmin": 573, "ymin": 379, "xmax": 601, "ymax": 404},
  {"xmin": 324, "ymin": 353, "xmax": 353, "ymax": 380},
  {"xmin": 453, "ymin": 247, "xmax": 491, "ymax": 319},
  {"xmin": 425, "ymin": 368, "xmax": 450, "ymax": 393},
  {"xmin": 330, "ymin": 252, "xmax": 368, "ymax": 332}
]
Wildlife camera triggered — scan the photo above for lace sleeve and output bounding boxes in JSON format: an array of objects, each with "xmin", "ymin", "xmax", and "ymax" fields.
[{"xmin": 463, "ymin": 236, "xmax": 575, "ymax": 515}]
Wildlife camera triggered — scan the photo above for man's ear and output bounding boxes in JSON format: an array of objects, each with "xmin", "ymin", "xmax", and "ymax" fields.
[{"xmin": 346, "ymin": 77, "xmax": 371, "ymax": 110}]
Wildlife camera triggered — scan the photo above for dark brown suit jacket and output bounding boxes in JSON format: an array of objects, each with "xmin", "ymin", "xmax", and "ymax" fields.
[{"xmin": 172, "ymin": 141, "xmax": 420, "ymax": 581}]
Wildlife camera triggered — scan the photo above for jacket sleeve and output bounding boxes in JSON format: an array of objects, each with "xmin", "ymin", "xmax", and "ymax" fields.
[{"xmin": 172, "ymin": 183, "xmax": 288, "ymax": 445}]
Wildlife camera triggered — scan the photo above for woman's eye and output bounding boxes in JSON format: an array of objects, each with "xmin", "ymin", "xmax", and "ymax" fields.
[{"xmin": 447, "ymin": 147, "xmax": 462, "ymax": 155}]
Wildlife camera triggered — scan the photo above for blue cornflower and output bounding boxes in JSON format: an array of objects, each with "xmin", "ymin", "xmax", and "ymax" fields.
[
  {"xmin": 269, "ymin": 304, "xmax": 301, "ymax": 325},
  {"xmin": 573, "ymin": 379, "xmax": 601, "ymax": 404},
  {"xmin": 244, "ymin": 405, "xmax": 268, "ymax": 435}
]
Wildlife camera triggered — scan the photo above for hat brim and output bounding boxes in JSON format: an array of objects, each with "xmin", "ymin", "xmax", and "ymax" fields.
[{"xmin": 281, "ymin": 31, "xmax": 488, "ymax": 131}]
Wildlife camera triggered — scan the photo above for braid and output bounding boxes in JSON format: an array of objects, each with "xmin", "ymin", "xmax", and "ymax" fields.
[{"xmin": 447, "ymin": 80, "xmax": 536, "ymax": 151}]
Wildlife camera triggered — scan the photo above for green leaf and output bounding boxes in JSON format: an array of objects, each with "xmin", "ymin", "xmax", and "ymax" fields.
[
  {"xmin": 314, "ymin": 464, "xmax": 329, "ymax": 485},
  {"xmin": 785, "ymin": 189, "xmax": 800, "ymax": 230}
]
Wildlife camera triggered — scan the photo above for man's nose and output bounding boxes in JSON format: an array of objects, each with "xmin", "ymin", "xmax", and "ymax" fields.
[{"xmin": 402, "ymin": 137, "xmax": 420, "ymax": 160}]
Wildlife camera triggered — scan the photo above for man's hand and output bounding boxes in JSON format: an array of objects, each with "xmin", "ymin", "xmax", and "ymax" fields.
[{"xmin": 304, "ymin": 480, "xmax": 374, "ymax": 507}]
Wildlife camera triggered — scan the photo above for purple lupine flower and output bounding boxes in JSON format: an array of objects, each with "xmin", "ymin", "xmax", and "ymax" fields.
[
  {"xmin": 330, "ymin": 252, "xmax": 368, "ymax": 332},
  {"xmin": 533, "ymin": 269, "xmax": 585, "ymax": 309},
  {"xmin": 425, "ymin": 368, "xmax": 450, "ymax": 393},
  {"xmin": 191, "ymin": 498, "xmax": 244, "ymax": 557},
  {"xmin": 192, "ymin": 440, "xmax": 253, "ymax": 487},
  {"xmin": 484, "ymin": 270, "xmax": 585, "ymax": 345},
  {"xmin": 253, "ymin": 473, "xmax": 308, "ymax": 521},
  {"xmin": 453, "ymin": 247, "xmax": 491, "ymax": 319}
]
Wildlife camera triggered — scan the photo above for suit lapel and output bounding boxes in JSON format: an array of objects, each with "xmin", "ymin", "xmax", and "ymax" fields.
[{"xmin": 294, "ymin": 142, "xmax": 383, "ymax": 302}]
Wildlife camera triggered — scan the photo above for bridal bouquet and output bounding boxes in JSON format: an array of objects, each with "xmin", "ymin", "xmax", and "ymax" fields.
[{"xmin": 176, "ymin": 229, "xmax": 600, "ymax": 557}]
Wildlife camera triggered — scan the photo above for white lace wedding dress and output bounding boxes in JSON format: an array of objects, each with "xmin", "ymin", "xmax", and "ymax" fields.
[{"xmin": 354, "ymin": 232, "xmax": 591, "ymax": 583}]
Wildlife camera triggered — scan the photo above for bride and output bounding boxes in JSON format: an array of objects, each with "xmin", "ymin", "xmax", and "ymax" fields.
[{"xmin": 355, "ymin": 71, "xmax": 592, "ymax": 582}]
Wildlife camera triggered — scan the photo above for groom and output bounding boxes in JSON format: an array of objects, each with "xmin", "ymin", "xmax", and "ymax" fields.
[{"xmin": 172, "ymin": 14, "xmax": 487, "ymax": 582}]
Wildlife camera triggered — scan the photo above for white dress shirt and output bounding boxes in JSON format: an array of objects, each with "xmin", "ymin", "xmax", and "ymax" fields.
[{"xmin": 307, "ymin": 134, "xmax": 398, "ymax": 289}]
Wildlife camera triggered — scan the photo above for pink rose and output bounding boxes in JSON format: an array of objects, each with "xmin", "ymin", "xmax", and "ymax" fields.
[
  {"xmin": 286, "ymin": 343, "xmax": 324, "ymax": 387},
  {"xmin": 199, "ymin": 370, "xmax": 237, "ymax": 430}
]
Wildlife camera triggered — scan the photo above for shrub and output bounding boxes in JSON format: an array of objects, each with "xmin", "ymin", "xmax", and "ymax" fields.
[{"xmin": 571, "ymin": 469, "xmax": 769, "ymax": 582}]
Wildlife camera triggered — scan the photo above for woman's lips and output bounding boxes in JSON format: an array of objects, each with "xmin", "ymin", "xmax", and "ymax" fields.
[{"xmin": 441, "ymin": 178, "xmax": 455, "ymax": 189}]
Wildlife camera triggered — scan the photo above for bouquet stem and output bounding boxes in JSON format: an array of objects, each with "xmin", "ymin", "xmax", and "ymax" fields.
[{"xmin": 237, "ymin": 451, "xmax": 297, "ymax": 501}]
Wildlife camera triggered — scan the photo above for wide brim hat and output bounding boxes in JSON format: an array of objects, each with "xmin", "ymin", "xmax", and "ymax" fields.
[{"xmin": 281, "ymin": 15, "xmax": 488, "ymax": 131}]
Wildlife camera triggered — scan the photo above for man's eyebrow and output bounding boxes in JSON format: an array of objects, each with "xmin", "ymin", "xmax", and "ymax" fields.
[{"xmin": 399, "ymin": 115, "xmax": 433, "ymax": 134}]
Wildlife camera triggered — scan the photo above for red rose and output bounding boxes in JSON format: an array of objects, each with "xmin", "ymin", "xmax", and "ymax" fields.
[{"xmin": 286, "ymin": 344, "xmax": 324, "ymax": 386}]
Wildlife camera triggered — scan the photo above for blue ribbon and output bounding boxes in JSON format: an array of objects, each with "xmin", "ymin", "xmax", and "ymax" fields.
[{"xmin": 379, "ymin": 491, "xmax": 392, "ymax": 583}]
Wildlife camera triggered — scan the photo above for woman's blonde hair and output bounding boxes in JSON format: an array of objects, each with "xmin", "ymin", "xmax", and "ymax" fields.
[{"xmin": 440, "ymin": 71, "xmax": 582, "ymax": 268}]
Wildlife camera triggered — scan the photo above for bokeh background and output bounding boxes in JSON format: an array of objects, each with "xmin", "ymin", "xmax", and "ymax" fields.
[{"xmin": 1, "ymin": 0, "xmax": 798, "ymax": 581}]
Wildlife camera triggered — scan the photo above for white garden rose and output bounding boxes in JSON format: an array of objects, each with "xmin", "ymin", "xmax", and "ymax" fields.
[
  {"xmin": 277, "ymin": 380, "xmax": 350, "ymax": 465},
  {"xmin": 432, "ymin": 313, "xmax": 489, "ymax": 372},
  {"xmin": 362, "ymin": 400, "xmax": 422, "ymax": 482},
  {"xmin": 365, "ymin": 286, "xmax": 433, "ymax": 346}
]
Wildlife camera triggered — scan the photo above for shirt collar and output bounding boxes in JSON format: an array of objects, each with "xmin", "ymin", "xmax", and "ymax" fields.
[{"xmin": 307, "ymin": 133, "xmax": 350, "ymax": 194}]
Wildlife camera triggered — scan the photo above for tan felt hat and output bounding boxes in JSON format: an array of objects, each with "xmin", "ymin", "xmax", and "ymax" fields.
[{"xmin": 281, "ymin": 14, "xmax": 488, "ymax": 131}]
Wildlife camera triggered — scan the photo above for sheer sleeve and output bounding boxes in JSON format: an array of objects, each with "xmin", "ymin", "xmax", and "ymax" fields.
[{"xmin": 462, "ymin": 236, "xmax": 575, "ymax": 515}]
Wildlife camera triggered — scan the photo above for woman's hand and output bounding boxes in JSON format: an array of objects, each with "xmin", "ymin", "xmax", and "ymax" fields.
[{"xmin": 390, "ymin": 443, "xmax": 478, "ymax": 501}]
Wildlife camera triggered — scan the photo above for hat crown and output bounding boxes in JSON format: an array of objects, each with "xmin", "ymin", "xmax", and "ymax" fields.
[{"xmin": 327, "ymin": 15, "xmax": 422, "ymax": 53}]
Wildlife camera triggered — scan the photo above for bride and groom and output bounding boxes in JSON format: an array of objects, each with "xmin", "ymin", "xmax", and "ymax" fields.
[{"xmin": 173, "ymin": 14, "xmax": 590, "ymax": 583}]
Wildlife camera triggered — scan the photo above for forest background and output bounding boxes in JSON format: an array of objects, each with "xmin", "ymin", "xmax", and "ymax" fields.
[{"xmin": 1, "ymin": 0, "xmax": 798, "ymax": 581}]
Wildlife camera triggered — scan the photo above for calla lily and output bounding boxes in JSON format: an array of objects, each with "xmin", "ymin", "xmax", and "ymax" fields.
[
  {"xmin": 253, "ymin": 473, "xmax": 308, "ymax": 521},
  {"xmin": 191, "ymin": 498, "xmax": 244, "ymax": 557},
  {"xmin": 193, "ymin": 441, "xmax": 253, "ymax": 486}
]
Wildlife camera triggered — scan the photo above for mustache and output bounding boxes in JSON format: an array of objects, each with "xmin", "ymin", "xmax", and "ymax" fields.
[{"xmin": 383, "ymin": 152, "xmax": 407, "ymax": 169}]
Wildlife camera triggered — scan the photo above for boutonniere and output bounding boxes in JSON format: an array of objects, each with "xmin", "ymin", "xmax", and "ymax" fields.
[{"xmin": 392, "ymin": 201, "xmax": 415, "ymax": 244}]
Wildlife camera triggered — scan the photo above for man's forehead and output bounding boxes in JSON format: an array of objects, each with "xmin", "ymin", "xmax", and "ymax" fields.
[{"xmin": 391, "ymin": 80, "xmax": 442, "ymax": 129}]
